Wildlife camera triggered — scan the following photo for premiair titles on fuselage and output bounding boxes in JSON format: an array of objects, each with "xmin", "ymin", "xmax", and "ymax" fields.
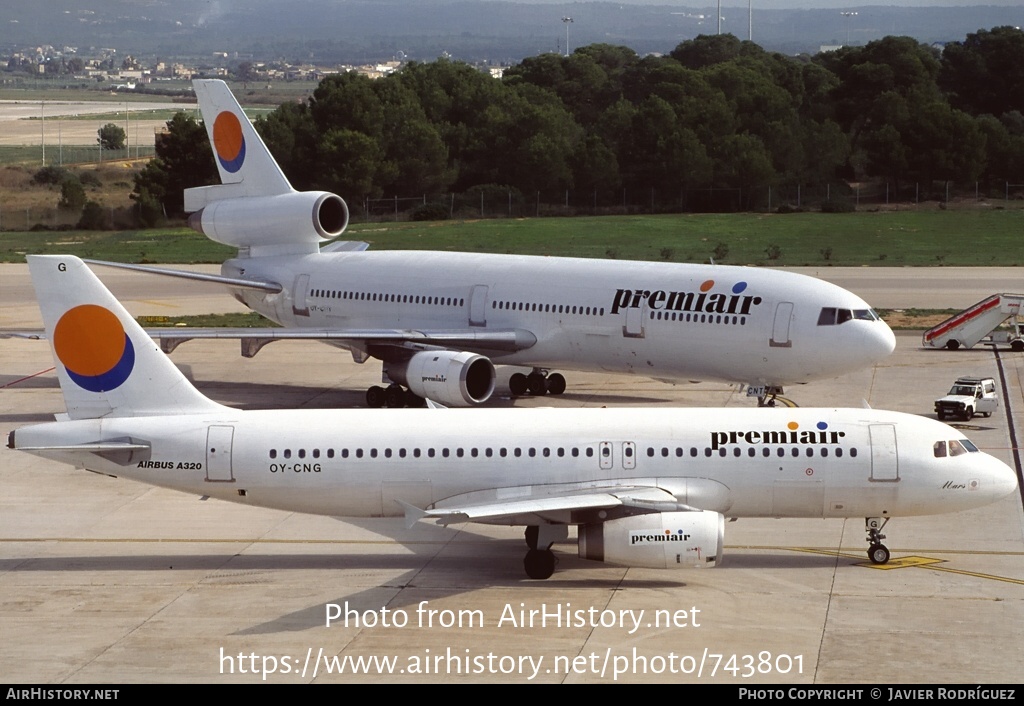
[
  {"xmin": 710, "ymin": 422, "xmax": 846, "ymax": 451},
  {"xmin": 610, "ymin": 282, "xmax": 763, "ymax": 316}
]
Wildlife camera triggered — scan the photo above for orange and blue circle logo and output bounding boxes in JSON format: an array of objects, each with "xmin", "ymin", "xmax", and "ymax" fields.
[
  {"xmin": 699, "ymin": 280, "xmax": 749, "ymax": 294},
  {"xmin": 213, "ymin": 111, "xmax": 246, "ymax": 173},
  {"xmin": 53, "ymin": 305, "xmax": 135, "ymax": 392}
]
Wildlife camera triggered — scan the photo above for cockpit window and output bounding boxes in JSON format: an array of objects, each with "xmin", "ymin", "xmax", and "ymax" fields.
[
  {"xmin": 934, "ymin": 439, "xmax": 979, "ymax": 458},
  {"xmin": 933, "ymin": 434, "xmax": 978, "ymax": 457},
  {"xmin": 817, "ymin": 307, "xmax": 880, "ymax": 326}
]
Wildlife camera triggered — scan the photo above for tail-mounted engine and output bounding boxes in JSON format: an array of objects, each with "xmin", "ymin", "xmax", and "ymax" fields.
[
  {"xmin": 188, "ymin": 191, "xmax": 349, "ymax": 248},
  {"xmin": 578, "ymin": 511, "xmax": 724, "ymax": 569},
  {"xmin": 387, "ymin": 351, "xmax": 496, "ymax": 407}
]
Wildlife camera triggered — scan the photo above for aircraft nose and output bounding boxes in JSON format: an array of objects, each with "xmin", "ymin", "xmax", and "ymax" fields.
[
  {"xmin": 988, "ymin": 455, "xmax": 1019, "ymax": 501},
  {"xmin": 872, "ymin": 320, "xmax": 897, "ymax": 361}
]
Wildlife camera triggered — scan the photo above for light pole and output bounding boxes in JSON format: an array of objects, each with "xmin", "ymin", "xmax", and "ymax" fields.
[
  {"xmin": 841, "ymin": 11, "xmax": 858, "ymax": 46},
  {"xmin": 562, "ymin": 17, "xmax": 573, "ymax": 57}
]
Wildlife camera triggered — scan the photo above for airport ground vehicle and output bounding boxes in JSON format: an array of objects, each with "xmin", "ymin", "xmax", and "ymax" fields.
[
  {"xmin": 934, "ymin": 376, "xmax": 998, "ymax": 420},
  {"xmin": 923, "ymin": 294, "xmax": 1024, "ymax": 351}
]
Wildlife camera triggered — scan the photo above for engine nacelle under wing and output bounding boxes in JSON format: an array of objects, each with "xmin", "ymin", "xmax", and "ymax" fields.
[
  {"xmin": 188, "ymin": 191, "xmax": 349, "ymax": 248},
  {"xmin": 390, "ymin": 350, "xmax": 496, "ymax": 407},
  {"xmin": 578, "ymin": 511, "xmax": 724, "ymax": 569}
]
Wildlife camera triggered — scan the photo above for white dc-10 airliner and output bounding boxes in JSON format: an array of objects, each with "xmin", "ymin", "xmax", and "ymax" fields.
[
  {"xmin": 10, "ymin": 256, "xmax": 1015, "ymax": 579},
  {"xmin": 88, "ymin": 79, "xmax": 895, "ymax": 408}
]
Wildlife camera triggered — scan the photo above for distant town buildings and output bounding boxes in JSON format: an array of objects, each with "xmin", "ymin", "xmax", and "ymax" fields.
[{"xmin": 2, "ymin": 44, "xmax": 505, "ymax": 85}]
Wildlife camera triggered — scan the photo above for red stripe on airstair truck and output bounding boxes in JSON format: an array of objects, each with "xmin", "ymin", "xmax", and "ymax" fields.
[{"xmin": 924, "ymin": 296, "xmax": 1001, "ymax": 342}]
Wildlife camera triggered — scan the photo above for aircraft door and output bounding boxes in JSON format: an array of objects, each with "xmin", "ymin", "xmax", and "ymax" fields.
[
  {"xmin": 291, "ymin": 273, "xmax": 311, "ymax": 317},
  {"xmin": 206, "ymin": 425, "xmax": 235, "ymax": 482},
  {"xmin": 770, "ymin": 302, "xmax": 793, "ymax": 347},
  {"xmin": 623, "ymin": 304, "xmax": 646, "ymax": 338},
  {"xmin": 469, "ymin": 285, "xmax": 488, "ymax": 327},
  {"xmin": 869, "ymin": 424, "xmax": 899, "ymax": 481},
  {"xmin": 622, "ymin": 442, "xmax": 636, "ymax": 470}
]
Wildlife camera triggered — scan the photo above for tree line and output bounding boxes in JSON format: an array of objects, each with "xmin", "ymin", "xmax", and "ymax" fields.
[{"xmin": 133, "ymin": 27, "xmax": 1024, "ymax": 221}]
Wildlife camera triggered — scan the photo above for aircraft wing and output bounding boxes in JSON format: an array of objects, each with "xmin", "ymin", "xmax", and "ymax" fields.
[
  {"xmin": 146, "ymin": 326, "xmax": 537, "ymax": 356},
  {"xmin": 402, "ymin": 485, "xmax": 696, "ymax": 528},
  {"xmin": 3, "ymin": 326, "xmax": 537, "ymax": 355}
]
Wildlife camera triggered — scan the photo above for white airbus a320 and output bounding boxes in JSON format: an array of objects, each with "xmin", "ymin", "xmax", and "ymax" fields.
[{"xmin": 10, "ymin": 256, "xmax": 1014, "ymax": 579}]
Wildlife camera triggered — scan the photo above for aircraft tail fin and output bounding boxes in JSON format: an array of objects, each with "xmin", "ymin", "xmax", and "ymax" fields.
[
  {"xmin": 27, "ymin": 255, "xmax": 228, "ymax": 420},
  {"xmin": 187, "ymin": 79, "xmax": 293, "ymax": 205},
  {"xmin": 183, "ymin": 79, "xmax": 349, "ymax": 257}
]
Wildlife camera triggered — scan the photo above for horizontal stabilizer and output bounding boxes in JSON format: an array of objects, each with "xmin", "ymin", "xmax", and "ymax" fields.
[
  {"xmin": 83, "ymin": 259, "xmax": 282, "ymax": 293},
  {"xmin": 15, "ymin": 441, "xmax": 150, "ymax": 452}
]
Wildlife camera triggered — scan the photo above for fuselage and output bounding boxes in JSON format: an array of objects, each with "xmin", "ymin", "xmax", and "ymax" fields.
[
  {"xmin": 222, "ymin": 251, "xmax": 895, "ymax": 387},
  {"xmin": 15, "ymin": 407, "xmax": 1015, "ymax": 523}
]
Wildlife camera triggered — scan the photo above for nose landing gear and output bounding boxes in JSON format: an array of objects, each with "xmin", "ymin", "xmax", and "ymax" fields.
[{"xmin": 865, "ymin": 517, "xmax": 891, "ymax": 564}]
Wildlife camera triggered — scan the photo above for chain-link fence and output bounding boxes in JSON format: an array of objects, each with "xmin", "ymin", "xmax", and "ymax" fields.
[
  {"xmin": 0, "ymin": 203, "xmax": 146, "ymax": 231},
  {"xmin": 4, "ymin": 178, "xmax": 1022, "ymax": 232},
  {"xmin": 360, "ymin": 180, "xmax": 1024, "ymax": 223}
]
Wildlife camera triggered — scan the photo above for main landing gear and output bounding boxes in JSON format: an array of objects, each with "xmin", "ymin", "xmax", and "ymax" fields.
[
  {"xmin": 756, "ymin": 385, "xmax": 785, "ymax": 407},
  {"xmin": 865, "ymin": 517, "xmax": 891, "ymax": 565},
  {"xmin": 365, "ymin": 384, "xmax": 426, "ymax": 408},
  {"xmin": 509, "ymin": 370, "xmax": 566, "ymax": 398},
  {"xmin": 523, "ymin": 525, "xmax": 568, "ymax": 579}
]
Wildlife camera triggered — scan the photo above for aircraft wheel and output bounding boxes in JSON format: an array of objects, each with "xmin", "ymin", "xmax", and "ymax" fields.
[
  {"xmin": 525, "ymin": 525, "xmax": 539, "ymax": 549},
  {"xmin": 946, "ymin": 339, "xmax": 960, "ymax": 350},
  {"xmin": 547, "ymin": 373, "xmax": 566, "ymax": 395},
  {"xmin": 366, "ymin": 386, "xmax": 386, "ymax": 408},
  {"xmin": 509, "ymin": 373, "xmax": 528, "ymax": 396},
  {"xmin": 527, "ymin": 372, "xmax": 548, "ymax": 396},
  {"xmin": 524, "ymin": 549, "xmax": 556, "ymax": 579},
  {"xmin": 385, "ymin": 384, "xmax": 406, "ymax": 408},
  {"xmin": 867, "ymin": 543, "xmax": 890, "ymax": 565}
]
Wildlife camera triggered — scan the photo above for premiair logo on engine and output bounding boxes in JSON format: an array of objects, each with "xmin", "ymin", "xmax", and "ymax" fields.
[
  {"xmin": 630, "ymin": 529, "xmax": 692, "ymax": 546},
  {"xmin": 710, "ymin": 421, "xmax": 846, "ymax": 450},
  {"xmin": 610, "ymin": 279, "xmax": 762, "ymax": 316}
]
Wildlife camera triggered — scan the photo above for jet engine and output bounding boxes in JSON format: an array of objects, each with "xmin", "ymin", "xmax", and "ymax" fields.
[
  {"xmin": 188, "ymin": 191, "xmax": 349, "ymax": 248},
  {"xmin": 578, "ymin": 511, "xmax": 724, "ymax": 569},
  {"xmin": 388, "ymin": 351, "xmax": 496, "ymax": 407}
]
